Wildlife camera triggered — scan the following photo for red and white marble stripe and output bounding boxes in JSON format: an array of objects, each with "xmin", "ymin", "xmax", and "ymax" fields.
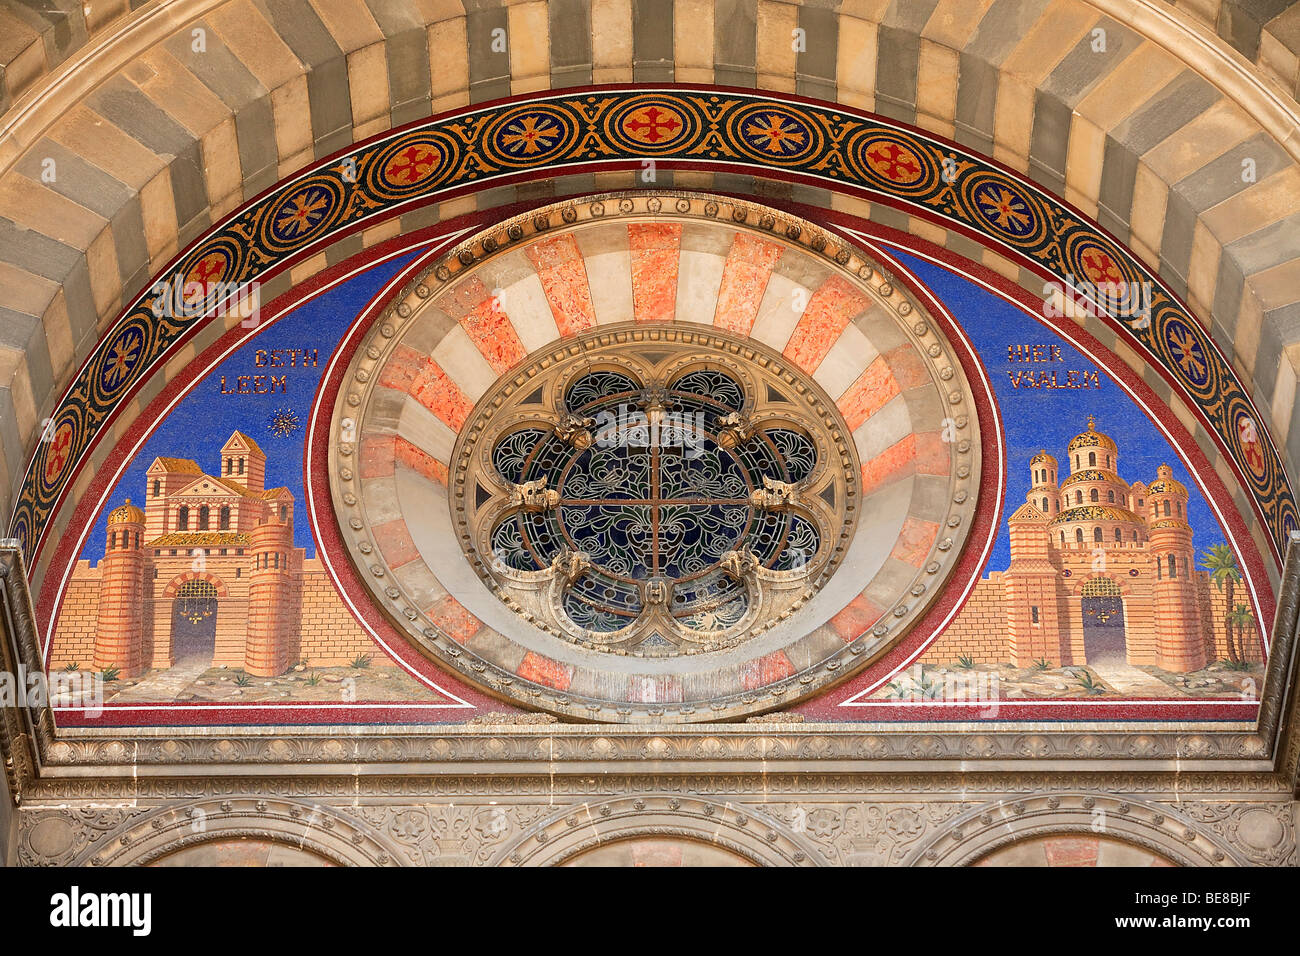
[
  {"xmin": 783, "ymin": 275, "xmax": 872, "ymax": 373},
  {"xmin": 628, "ymin": 222, "xmax": 682, "ymax": 323},
  {"xmin": 713, "ymin": 233, "xmax": 783, "ymax": 334},
  {"xmin": 524, "ymin": 234, "xmax": 598, "ymax": 336}
]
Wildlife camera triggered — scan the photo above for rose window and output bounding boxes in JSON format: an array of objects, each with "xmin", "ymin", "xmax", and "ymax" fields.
[
  {"xmin": 455, "ymin": 330, "xmax": 857, "ymax": 655},
  {"xmin": 333, "ymin": 192, "xmax": 981, "ymax": 720}
]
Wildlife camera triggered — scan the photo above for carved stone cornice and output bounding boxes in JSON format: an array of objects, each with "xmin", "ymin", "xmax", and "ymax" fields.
[
  {"xmin": 9, "ymin": 770, "xmax": 1294, "ymax": 804},
  {"xmin": 26, "ymin": 726, "xmax": 1280, "ymax": 776},
  {"xmin": 14, "ymin": 789, "xmax": 1293, "ymax": 868}
]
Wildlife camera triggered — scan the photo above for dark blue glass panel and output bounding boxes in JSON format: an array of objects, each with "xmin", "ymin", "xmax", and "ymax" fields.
[
  {"xmin": 491, "ymin": 516, "xmax": 541, "ymax": 571},
  {"xmin": 671, "ymin": 568, "xmax": 744, "ymax": 611},
  {"xmin": 520, "ymin": 510, "xmax": 566, "ymax": 566},
  {"xmin": 560, "ymin": 444, "xmax": 652, "ymax": 499},
  {"xmin": 657, "ymin": 503, "xmax": 748, "ymax": 578},
  {"xmin": 670, "ymin": 369, "xmax": 744, "ymax": 410},
  {"xmin": 520, "ymin": 433, "xmax": 572, "ymax": 485},
  {"xmin": 659, "ymin": 440, "xmax": 748, "ymax": 499},
  {"xmin": 774, "ymin": 514, "xmax": 821, "ymax": 571},
  {"xmin": 766, "ymin": 428, "xmax": 817, "ymax": 482},
  {"xmin": 562, "ymin": 591, "xmax": 632, "ymax": 632},
  {"xmin": 568, "ymin": 570, "xmax": 642, "ymax": 613},
  {"xmin": 566, "ymin": 370, "xmax": 640, "ymax": 410},
  {"xmin": 559, "ymin": 504, "xmax": 655, "ymax": 579},
  {"xmin": 733, "ymin": 435, "xmax": 783, "ymax": 477},
  {"xmin": 491, "ymin": 428, "xmax": 549, "ymax": 483},
  {"xmin": 749, "ymin": 509, "xmax": 789, "ymax": 566}
]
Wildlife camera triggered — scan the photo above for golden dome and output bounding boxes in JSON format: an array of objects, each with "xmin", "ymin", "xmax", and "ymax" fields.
[
  {"xmin": 1060, "ymin": 469, "xmax": 1126, "ymax": 487},
  {"xmin": 1066, "ymin": 415, "xmax": 1118, "ymax": 453},
  {"xmin": 1146, "ymin": 464, "xmax": 1188, "ymax": 497},
  {"xmin": 1050, "ymin": 505, "xmax": 1143, "ymax": 525},
  {"xmin": 107, "ymin": 498, "xmax": 145, "ymax": 524},
  {"xmin": 1029, "ymin": 449, "xmax": 1056, "ymax": 465}
]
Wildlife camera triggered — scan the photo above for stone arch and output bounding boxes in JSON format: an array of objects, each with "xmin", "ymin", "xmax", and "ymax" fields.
[
  {"xmin": 560, "ymin": 835, "xmax": 756, "ymax": 866},
  {"xmin": 911, "ymin": 793, "xmax": 1240, "ymax": 867},
  {"xmin": 162, "ymin": 569, "xmax": 229, "ymax": 599},
  {"xmin": 491, "ymin": 795, "xmax": 819, "ymax": 867},
  {"xmin": 2, "ymin": 0, "xmax": 1298, "ymax": 595},
  {"xmin": 148, "ymin": 837, "xmax": 336, "ymax": 867},
  {"xmin": 970, "ymin": 832, "xmax": 1176, "ymax": 866},
  {"xmin": 6, "ymin": 2, "xmax": 1295, "ymax": 120},
  {"xmin": 70, "ymin": 797, "xmax": 403, "ymax": 867}
]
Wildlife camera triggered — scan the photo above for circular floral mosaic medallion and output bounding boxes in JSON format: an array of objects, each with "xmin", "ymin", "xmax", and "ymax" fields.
[{"xmin": 328, "ymin": 191, "xmax": 982, "ymax": 722}]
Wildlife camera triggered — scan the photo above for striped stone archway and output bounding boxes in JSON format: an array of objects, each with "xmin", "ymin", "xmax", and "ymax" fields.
[
  {"xmin": 2, "ymin": 0, "xmax": 1299, "ymax": 600},
  {"xmin": 5, "ymin": 1, "xmax": 1300, "ymax": 115}
]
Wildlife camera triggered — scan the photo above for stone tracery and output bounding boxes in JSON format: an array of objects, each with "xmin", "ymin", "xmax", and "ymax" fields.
[{"xmin": 464, "ymin": 337, "xmax": 849, "ymax": 654}]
